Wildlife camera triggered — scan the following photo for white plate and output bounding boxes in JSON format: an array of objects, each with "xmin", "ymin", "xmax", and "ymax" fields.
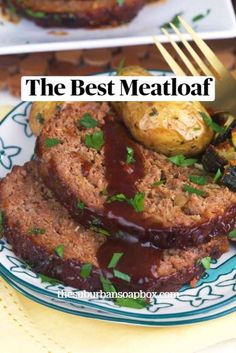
[{"xmin": 0, "ymin": 0, "xmax": 236, "ymax": 55}]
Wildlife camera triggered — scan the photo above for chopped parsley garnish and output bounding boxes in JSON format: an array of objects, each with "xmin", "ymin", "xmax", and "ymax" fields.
[
  {"xmin": 36, "ymin": 112, "xmax": 45, "ymax": 124},
  {"xmin": 183, "ymin": 184, "xmax": 208, "ymax": 197},
  {"xmin": 76, "ymin": 199, "xmax": 85, "ymax": 210},
  {"xmin": 128, "ymin": 192, "xmax": 145, "ymax": 212},
  {"xmin": 115, "ymin": 297, "xmax": 149, "ymax": 309},
  {"xmin": 149, "ymin": 107, "xmax": 158, "ymax": 117},
  {"xmin": 107, "ymin": 193, "xmax": 127, "ymax": 203},
  {"xmin": 168, "ymin": 154, "xmax": 197, "ymax": 167},
  {"xmin": 161, "ymin": 12, "xmax": 184, "ymax": 30},
  {"xmin": 78, "ymin": 113, "xmax": 98, "ymax": 129},
  {"xmin": 84, "ymin": 131, "xmax": 104, "ymax": 151},
  {"xmin": 200, "ymin": 112, "xmax": 225, "ymax": 133},
  {"xmin": 80, "ymin": 263, "xmax": 92, "ymax": 279},
  {"xmin": 199, "ymin": 256, "xmax": 211, "ymax": 270},
  {"xmin": 100, "ymin": 276, "xmax": 117, "ymax": 293},
  {"xmin": 126, "ymin": 146, "xmax": 135, "ymax": 164},
  {"xmin": 107, "ymin": 192, "xmax": 145, "ymax": 213},
  {"xmin": 113, "ymin": 269, "xmax": 131, "ymax": 282},
  {"xmin": 152, "ymin": 180, "xmax": 165, "ymax": 187},
  {"xmin": 39, "ymin": 274, "xmax": 62, "ymax": 285},
  {"xmin": 25, "ymin": 9, "xmax": 46, "ymax": 18},
  {"xmin": 228, "ymin": 229, "xmax": 236, "ymax": 239},
  {"xmin": 28, "ymin": 228, "xmax": 45, "ymax": 235},
  {"xmin": 108, "ymin": 252, "xmax": 124, "ymax": 269},
  {"xmin": 0, "ymin": 210, "xmax": 4, "ymax": 237},
  {"xmin": 188, "ymin": 175, "xmax": 208, "ymax": 185},
  {"xmin": 116, "ymin": 0, "xmax": 125, "ymax": 6},
  {"xmin": 213, "ymin": 168, "xmax": 222, "ymax": 183},
  {"xmin": 55, "ymin": 244, "xmax": 65, "ymax": 258},
  {"xmin": 192, "ymin": 9, "xmax": 211, "ymax": 23},
  {"xmin": 90, "ymin": 226, "xmax": 110, "ymax": 236},
  {"xmin": 45, "ymin": 137, "xmax": 61, "ymax": 148}
]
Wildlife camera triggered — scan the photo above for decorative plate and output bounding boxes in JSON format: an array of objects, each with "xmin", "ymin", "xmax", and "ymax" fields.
[
  {"xmin": 0, "ymin": 0, "xmax": 236, "ymax": 55},
  {"xmin": 0, "ymin": 71, "xmax": 235, "ymax": 325}
]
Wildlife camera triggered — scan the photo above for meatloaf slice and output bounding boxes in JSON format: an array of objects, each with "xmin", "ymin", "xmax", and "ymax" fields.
[
  {"xmin": 3, "ymin": 0, "xmax": 146, "ymax": 28},
  {"xmin": 36, "ymin": 102, "xmax": 236, "ymax": 249},
  {"xmin": 0, "ymin": 161, "xmax": 228, "ymax": 292}
]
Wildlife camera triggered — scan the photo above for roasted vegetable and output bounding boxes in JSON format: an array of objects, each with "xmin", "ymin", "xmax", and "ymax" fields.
[
  {"xmin": 202, "ymin": 145, "xmax": 227, "ymax": 173},
  {"xmin": 213, "ymin": 114, "xmax": 236, "ymax": 145},
  {"xmin": 221, "ymin": 166, "xmax": 236, "ymax": 192},
  {"xmin": 112, "ymin": 66, "xmax": 214, "ymax": 156},
  {"xmin": 29, "ymin": 102, "xmax": 62, "ymax": 136}
]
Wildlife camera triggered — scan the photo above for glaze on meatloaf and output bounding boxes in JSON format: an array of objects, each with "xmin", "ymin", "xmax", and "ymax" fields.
[
  {"xmin": 3, "ymin": 0, "xmax": 147, "ymax": 28},
  {"xmin": 36, "ymin": 102, "xmax": 236, "ymax": 249},
  {"xmin": 0, "ymin": 161, "xmax": 229, "ymax": 292}
]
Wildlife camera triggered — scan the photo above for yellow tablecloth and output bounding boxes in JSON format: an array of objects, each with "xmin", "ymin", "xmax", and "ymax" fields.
[{"xmin": 0, "ymin": 105, "xmax": 236, "ymax": 353}]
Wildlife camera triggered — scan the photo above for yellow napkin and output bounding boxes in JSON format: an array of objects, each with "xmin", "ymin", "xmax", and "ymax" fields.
[
  {"xmin": 0, "ymin": 277, "xmax": 235, "ymax": 353},
  {"xmin": 0, "ymin": 105, "xmax": 235, "ymax": 353}
]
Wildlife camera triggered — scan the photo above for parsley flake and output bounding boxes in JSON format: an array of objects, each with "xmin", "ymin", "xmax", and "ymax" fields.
[
  {"xmin": 55, "ymin": 244, "xmax": 65, "ymax": 258},
  {"xmin": 108, "ymin": 253, "xmax": 123, "ymax": 269},
  {"xmin": 80, "ymin": 263, "xmax": 92, "ymax": 279},
  {"xmin": 84, "ymin": 131, "xmax": 104, "ymax": 151},
  {"xmin": 78, "ymin": 113, "xmax": 98, "ymax": 129}
]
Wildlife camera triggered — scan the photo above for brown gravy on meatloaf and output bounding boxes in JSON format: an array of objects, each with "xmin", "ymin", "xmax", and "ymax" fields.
[{"xmin": 97, "ymin": 115, "xmax": 162, "ymax": 284}]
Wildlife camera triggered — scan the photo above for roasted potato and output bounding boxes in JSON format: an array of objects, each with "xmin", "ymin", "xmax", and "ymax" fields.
[
  {"xmin": 113, "ymin": 66, "xmax": 214, "ymax": 156},
  {"xmin": 29, "ymin": 102, "xmax": 62, "ymax": 136}
]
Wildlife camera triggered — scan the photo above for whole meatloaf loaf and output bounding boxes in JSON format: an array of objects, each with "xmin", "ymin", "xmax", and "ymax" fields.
[
  {"xmin": 3, "ymin": 0, "xmax": 146, "ymax": 27},
  {"xmin": 0, "ymin": 161, "xmax": 229, "ymax": 292},
  {"xmin": 36, "ymin": 102, "xmax": 236, "ymax": 249}
]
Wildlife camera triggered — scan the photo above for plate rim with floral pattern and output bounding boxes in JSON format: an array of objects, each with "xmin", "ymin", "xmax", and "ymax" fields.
[
  {"xmin": 0, "ymin": 71, "xmax": 235, "ymax": 323},
  {"xmin": 1, "ymin": 271, "xmax": 235, "ymax": 326}
]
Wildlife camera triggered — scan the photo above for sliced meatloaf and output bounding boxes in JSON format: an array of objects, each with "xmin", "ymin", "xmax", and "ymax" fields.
[
  {"xmin": 36, "ymin": 102, "xmax": 236, "ymax": 249},
  {"xmin": 3, "ymin": 0, "xmax": 146, "ymax": 28},
  {"xmin": 0, "ymin": 161, "xmax": 229, "ymax": 292}
]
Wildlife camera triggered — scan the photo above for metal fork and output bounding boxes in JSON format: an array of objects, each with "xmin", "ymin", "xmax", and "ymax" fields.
[{"xmin": 153, "ymin": 17, "xmax": 236, "ymax": 116}]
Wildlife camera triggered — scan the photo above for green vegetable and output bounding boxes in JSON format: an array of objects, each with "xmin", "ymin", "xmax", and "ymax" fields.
[
  {"xmin": 107, "ymin": 192, "xmax": 145, "ymax": 213},
  {"xmin": 90, "ymin": 226, "xmax": 110, "ymax": 236},
  {"xmin": 168, "ymin": 154, "xmax": 197, "ymax": 167},
  {"xmin": 117, "ymin": 58, "xmax": 125, "ymax": 74},
  {"xmin": 108, "ymin": 253, "xmax": 124, "ymax": 268},
  {"xmin": 76, "ymin": 199, "xmax": 85, "ymax": 210},
  {"xmin": 192, "ymin": 9, "xmax": 211, "ymax": 23},
  {"xmin": 84, "ymin": 131, "xmax": 104, "ymax": 151},
  {"xmin": 183, "ymin": 184, "xmax": 208, "ymax": 197},
  {"xmin": 229, "ymin": 229, "xmax": 236, "ymax": 239},
  {"xmin": 45, "ymin": 137, "xmax": 61, "ymax": 148},
  {"xmin": 113, "ymin": 269, "xmax": 131, "ymax": 282},
  {"xmin": 126, "ymin": 147, "xmax": 135, "ymax": 164},
  {"xmin": 161, "ymin": 12, "xmax": 184, "ymax": 30},
  {"xmin": 80, "ymin": 263, "xmax": 92, "ymax": 279},
  {"xmin": 188, "ymin": 175, "xmax": 208, "ymax": 185},
  {"xmin": 55, "ymin": 244, "xmax": 65, "ymax": 258},
  {"xmin": 39, "ymin": 274, "xmax": 62, "ymax": 285},
  {"xmin": 115, "ymin": 297, "xmax": 149, "ymax": 309},
  {"xmin": 107, "ymin": 194, "xmax": 127, "ymax": 203},
  {"xmin": 25, "ymin": 9, "xmax": 46, "ymax": 19},
  {"xmin": 78, "ymin": 113, "xmax": 98, "ymax": 129},
  {"xmin": 200, "ymin": 256, "xmax": 211, "ymax": 270},
  {"xmin": 200, "ymin": 112, "xmax": 224, "ymax": 133},
  {"xmin": 116, "ymin": 0, "xmax": 125, "ymax": 6},
  {"xmin": 28, "ymin": 228, "xmax": 45, "ymax": 235},
  {"xmin": 100, "ymin": 276, "xmax": 117, "ymax": 293},
  {"xmin": 128, "ymin": 192, "xmax": 145, "ymax": 213},
  {"xmin": 213, "ymin": 168, "xmax": 222, "ymax": 183}
]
